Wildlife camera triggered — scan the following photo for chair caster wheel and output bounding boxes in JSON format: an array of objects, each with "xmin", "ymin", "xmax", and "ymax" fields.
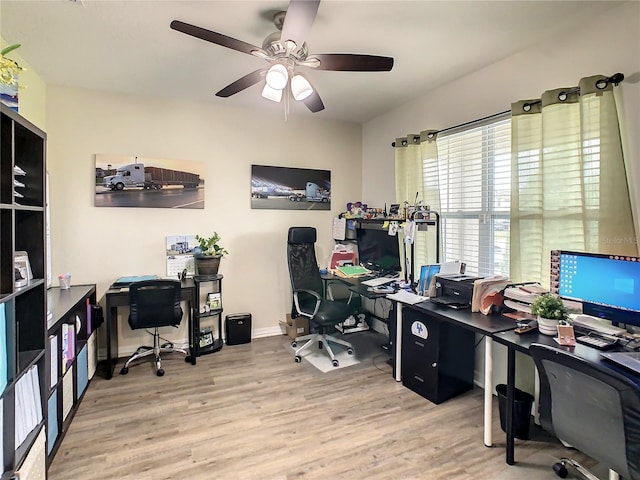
[
  {"xmin": 294, "ymin": 356, "xmax": 302, "ymax": 363},
  {"xmin": 156, "ymin": 368, "xmax": 165, "ymax": 377},
  {"xmin": 185, "ymin": 356, "xmax": 191, "ymax": 363},
  {"xmin": 120, "ymin": 367, "xmax": 129, "ymax": 375},
  {"xmin": 553, "ymin": 462, "xmax": 568, "ymax": 478},
  {"xmin": 332, "ymin": 359, "xmax": 339, "ymax": 367},
  {"xmin": 291, "ymin": 341, "xmax": 297, "ymax": 348},
  {"xmin": 347, "ymin": 348, "xmax": 354, "ymax": 355}
]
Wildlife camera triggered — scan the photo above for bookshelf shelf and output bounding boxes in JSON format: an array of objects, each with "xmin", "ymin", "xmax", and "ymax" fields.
[
  {"xmin": 192, "ymin": 275, "xmax": 224, "ymax": 360},
  {"xmin": 0, "ymin": 104, "xmax": 47, "ymax": 478}
]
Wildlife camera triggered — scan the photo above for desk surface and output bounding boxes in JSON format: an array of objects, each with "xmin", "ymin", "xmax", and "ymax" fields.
[{"xmin": 409, "ymin": 301, "xmax": 517, "ymax": 335}]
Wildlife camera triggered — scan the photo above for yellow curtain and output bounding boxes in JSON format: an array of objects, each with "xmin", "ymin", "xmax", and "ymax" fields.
[
  {"xmin": 510, "ymin": 75, "xmax": 637, "ymax": 286},
  {"xmin": 394, "ymin": 132, "xmax": 440, "ymax": 270}
]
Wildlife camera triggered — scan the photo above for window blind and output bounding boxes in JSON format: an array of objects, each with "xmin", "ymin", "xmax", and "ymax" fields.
[{"xmin": 435, "ymin": 115, "xmax": 511, "ymax": 277}]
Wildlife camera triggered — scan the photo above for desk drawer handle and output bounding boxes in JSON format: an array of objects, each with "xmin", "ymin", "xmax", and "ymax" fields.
[
  {"xmin": 413, "ymin": 375, "xmax": 424, "ymax": 383},
  {"xmin": 414, "ymin": 341, "xmax": 425, "ymax": 348}
]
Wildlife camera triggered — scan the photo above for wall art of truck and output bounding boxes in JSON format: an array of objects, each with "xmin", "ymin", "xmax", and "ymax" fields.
[{"xmin": 95, "ymin": 154, "xmax": 205, "ymax": 209}]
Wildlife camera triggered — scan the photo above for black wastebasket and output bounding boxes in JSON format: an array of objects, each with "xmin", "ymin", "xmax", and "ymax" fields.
[{"xmin": 496, "ymin": 384, "xmax": 534, "ymax": 440}]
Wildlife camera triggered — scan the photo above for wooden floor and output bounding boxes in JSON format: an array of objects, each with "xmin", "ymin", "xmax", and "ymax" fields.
[{"xmin": 48, "ymin": 333, "xmax": 593, "ymax": 480}]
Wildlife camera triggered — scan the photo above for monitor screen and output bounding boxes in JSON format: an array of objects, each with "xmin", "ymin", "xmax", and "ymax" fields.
[
  {"xmin": 552, "ymin": 250, "xmax": 640, "ymax": 327},
  {"xmin": 356, "ymin": 226, "xmax": 401, "ymax": 273}
]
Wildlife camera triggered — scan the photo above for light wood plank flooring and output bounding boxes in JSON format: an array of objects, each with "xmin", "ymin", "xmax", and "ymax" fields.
[{"xmin": 48, "ymin": 333, "xmax": 593, "ymax": 480}]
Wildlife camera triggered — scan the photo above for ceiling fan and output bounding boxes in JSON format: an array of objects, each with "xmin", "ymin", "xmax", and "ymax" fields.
[{"xmin": 170, "ymin": 0, "xmax": 394, "ymax": 113}]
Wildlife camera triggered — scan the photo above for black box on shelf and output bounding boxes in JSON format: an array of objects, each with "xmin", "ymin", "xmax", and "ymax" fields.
[{"xmin": 225, "ymin": 313, "xmax": 252, "ymax": 345}]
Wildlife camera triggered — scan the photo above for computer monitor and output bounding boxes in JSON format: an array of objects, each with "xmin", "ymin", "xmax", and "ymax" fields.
[
  {"xmin": 356, "ymin": 225, "xmax": 401, "ymax": 274},
  {"xmin": 551, "ymin": 250, "xmax": 640, "ymax": 328}
]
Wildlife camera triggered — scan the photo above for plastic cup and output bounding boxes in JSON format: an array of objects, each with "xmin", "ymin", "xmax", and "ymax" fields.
[{"xmin": 59, "ymin": 274, "xmax": 71, "ymax": 289}]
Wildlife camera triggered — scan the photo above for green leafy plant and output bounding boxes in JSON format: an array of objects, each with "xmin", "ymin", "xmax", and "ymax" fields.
[
  {"xmin": 0, "ymin": 44, "xmax": 24, "ymax": 87},
  {"xmin": 530, "ymin": 293, "xmax": 568, "ymax": 321},
  {"xmin": 195, "ymin": 233, "xmax": 228, "ymax": 257}
]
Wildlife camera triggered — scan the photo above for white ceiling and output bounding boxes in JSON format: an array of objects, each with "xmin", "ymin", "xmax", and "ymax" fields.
[{"xmin": 0, "ymin": 0, "xmax": 624, "ymax": 124}]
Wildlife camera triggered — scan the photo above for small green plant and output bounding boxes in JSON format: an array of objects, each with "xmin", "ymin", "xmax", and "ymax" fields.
[
  {"xmin": 195, "ymin": 233, "xmax": 228, "ymax": 257},
  {"xmin": 530, "ymin": 293, "xmax": 568, "ymax": 321}
]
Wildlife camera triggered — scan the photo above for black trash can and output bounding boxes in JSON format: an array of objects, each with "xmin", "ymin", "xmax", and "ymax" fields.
[{"xmin": 496, "ymin": 384, "xmax": 534, "ymax": 440}]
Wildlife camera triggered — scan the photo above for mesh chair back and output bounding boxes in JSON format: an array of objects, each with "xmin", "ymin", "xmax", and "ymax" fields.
[
  {"xmin": 531, "ymin": 344, "xmax": 640, "ymax": 480},
  {"xmin": 128, "ymin": 279, "xmax": 183, "ymax": 330},
  {"xmin": 287, "ymin": 227, "xmax": 323, "ymax": 297}
]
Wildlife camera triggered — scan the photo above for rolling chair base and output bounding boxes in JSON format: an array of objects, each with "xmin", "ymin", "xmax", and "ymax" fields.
[
  {"xmin": 553, "ymin": 458, "xmax": 619, "ymax": 480},
  {"xmin": 120, "ymin": 328, "xmax": 187, "ymax": 377},
  {"xmin": 291, "ymin": 332, "xmax": 354, "ymax": 367}
]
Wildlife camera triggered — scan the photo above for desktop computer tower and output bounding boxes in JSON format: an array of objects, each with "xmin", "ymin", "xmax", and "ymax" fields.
[{"xmin": 225, "ymin": 313, "xmax": 252, "ymax": 345}]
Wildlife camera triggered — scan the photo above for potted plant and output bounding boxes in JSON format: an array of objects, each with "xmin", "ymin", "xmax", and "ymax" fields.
[
  {"xmin": 530, "ymin": 293, "xmax": 568, "ymax": 335},
  {"xmin": 194, "ymin": 232, "xmax": 228, "ymax": 276}
]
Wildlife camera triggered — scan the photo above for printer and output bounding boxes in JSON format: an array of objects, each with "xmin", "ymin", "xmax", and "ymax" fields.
[{"xmin": 431, "ymin": 274, "xmax": 482, "ymax": 309}]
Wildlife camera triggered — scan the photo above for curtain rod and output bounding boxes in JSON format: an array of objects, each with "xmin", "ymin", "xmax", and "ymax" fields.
[{"xmin": 391, "ymin": 72, "xmax": 624, "ymax": 148}]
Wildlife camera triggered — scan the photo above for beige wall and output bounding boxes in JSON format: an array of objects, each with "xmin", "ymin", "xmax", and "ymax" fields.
[
  {"xmin": 361, "ymin": 1, "xmax": 640, "ymax": 393},
  {"xmin": 46, "ymin": 87, "xmax": 362, "ymax": 355}
]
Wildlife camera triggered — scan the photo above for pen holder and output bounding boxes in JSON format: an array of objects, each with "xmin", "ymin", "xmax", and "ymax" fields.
[{"xmin": 59, "ymin": 273, "xmax": 71, "ymax": 290}]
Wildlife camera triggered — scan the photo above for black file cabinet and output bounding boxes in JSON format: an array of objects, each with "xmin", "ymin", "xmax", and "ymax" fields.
[{"xmin": 401, "ymin": 307, "xmax": 475, "ymax": 404}]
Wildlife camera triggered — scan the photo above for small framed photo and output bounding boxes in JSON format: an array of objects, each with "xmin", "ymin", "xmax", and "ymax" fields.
[
  {"xmin": 14, "ymin": 250, "xmax": 33, "ymax": 287},
  {"xmin": 207, "ymin": 292, "xmax": 222, "ymax": 310},
  {"xmin": 198, "ymin": 329, "xmax": 214, "ymax": 348}
]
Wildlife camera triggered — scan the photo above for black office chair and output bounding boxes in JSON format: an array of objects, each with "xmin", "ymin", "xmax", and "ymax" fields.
[
  {"xmin": 120, "ymin": 279, "xmax": 187, "ymax": 377},
  {"xmin": 530, "ymin": 344, "xmax": 640, "ymax": 480},
  {"xmin": 287, "ymin": 227, "xmax": 357, "ymax": 367}
]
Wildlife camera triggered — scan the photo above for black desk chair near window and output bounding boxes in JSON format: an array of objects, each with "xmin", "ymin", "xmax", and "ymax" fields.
[
  {"xmin": 287, "ymin": 227, "xmax": 356, "ymax": 367},
  {"xmin": 120, "ymin": 279, "xmax": 188, "ymax": 377},
  {"xmin": 530, "ymin": 344, "xmax": 640, "ymax": 480}
]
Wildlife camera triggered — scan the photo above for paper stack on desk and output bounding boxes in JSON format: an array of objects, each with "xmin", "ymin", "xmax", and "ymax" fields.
[
  {"xmin": 334, "ymin": 265, "xmax": 371, "ymax": 278},
  {"xmin": 386, "ymin": 289, "xmax": 428, "ymax": 305}
]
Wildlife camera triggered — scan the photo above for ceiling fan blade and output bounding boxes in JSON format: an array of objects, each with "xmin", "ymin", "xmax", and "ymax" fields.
[
  {"xmin": 303, "ymin": 89, "xmax": 324, "ymax": 113},
  {"xmin": 310, "ymin": 54, "xmax": 394, "ymax": 72},
  {"xmin": 280, "ymin": 0, "xmax": 320, "ymax": 48},
  {"xmin": 170, "ymin": 20, "xmax": 262, "ymax": 56},
  {"xmin": 216, "ymin": 69, "xmax": 266, "ymax": 98}
]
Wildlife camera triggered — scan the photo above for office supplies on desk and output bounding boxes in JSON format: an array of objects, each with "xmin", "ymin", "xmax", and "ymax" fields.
[
  {"xmin": 601, "ymin": 351, "xmax": 640, "ymax": 375},
  {"xmin": 576, "ymin": 333, "xmax": 618, "ymax": 350}
]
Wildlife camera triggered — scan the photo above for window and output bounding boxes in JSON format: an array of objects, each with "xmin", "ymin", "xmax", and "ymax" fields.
[{"xmin": 433, "ymin": 115, "xmax": 511, "ymax": 277}]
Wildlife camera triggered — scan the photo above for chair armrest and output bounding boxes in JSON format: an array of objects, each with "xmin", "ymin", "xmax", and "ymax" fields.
[{"xmin": 293, "ymin": 288, "xmax": 321, "ymax": 317}]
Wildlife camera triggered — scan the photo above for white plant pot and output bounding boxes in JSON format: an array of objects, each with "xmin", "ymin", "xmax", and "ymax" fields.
[{"xmin": 537, "ymin": 316, "xmax": 560, "ymax": 336}]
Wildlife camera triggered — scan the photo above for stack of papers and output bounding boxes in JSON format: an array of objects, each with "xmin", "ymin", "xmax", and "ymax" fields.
[
  {"xmin": 361, "ymin": 277, "xmax": 396, "ymax": 287},
  {"xmin": 334, "ymin": 265, "xmax": 371, "ymax": 278},
  {"xmin": 386, "ymin": 290, "xmax": 428, "ymax": 305}
]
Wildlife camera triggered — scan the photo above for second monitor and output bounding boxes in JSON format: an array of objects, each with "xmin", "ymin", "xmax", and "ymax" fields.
[{"xmin": 356, "ymin": 224, "xmax": 402, "ymax": 275}]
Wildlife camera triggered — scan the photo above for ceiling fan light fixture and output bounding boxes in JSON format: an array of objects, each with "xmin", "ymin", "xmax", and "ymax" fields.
[
  {"xmin": 265, "ymin": 63, "xmax": 289, "ymax": 90},
  {"xmin": 261, "ymin": 83, "xmax": 283, "ymax": 102},
  {"xmin": 291, "ymin": 74, "xmax": 313, "ymax": 101}
]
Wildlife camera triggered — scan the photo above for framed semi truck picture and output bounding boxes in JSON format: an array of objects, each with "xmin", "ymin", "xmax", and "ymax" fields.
[
  {"xmin": 250, "ymin": 164, "xmax": 331, "ymax": 210},
  {"xmin": 94, "ymin": 154, "xmax": 205, "ymax": 208}
]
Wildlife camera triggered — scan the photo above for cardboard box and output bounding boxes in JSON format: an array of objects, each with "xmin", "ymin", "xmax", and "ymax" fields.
[{"xmin": 281, "ymin": 314, "xmax": 309, "ymax": 339}]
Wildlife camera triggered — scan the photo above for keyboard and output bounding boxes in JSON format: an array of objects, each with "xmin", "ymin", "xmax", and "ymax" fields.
[{"xmin": 576, "ymin": 333, "xmax": 619, "ymax": 350}]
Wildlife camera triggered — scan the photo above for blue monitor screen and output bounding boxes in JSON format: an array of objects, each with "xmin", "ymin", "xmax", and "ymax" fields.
[
  {"xmin": 356, "ymin": 226, "xmax": 401, "ymax": 273},
  {"xmin": 557, "ymin": 251, "xmax": 640, "ymax": 327}
]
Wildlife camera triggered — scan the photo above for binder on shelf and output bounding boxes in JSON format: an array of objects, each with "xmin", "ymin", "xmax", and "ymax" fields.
[
  {"xmin": 47, "ymin": 392, "xmax": 58, "ymax": 454},
  {"xmin": 49, "ymin": 335, "xmax": 58, "ymax": 389},
  {"xmin": 0, "ymin": 303, "xmax": 7, "ymax": 394}
]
